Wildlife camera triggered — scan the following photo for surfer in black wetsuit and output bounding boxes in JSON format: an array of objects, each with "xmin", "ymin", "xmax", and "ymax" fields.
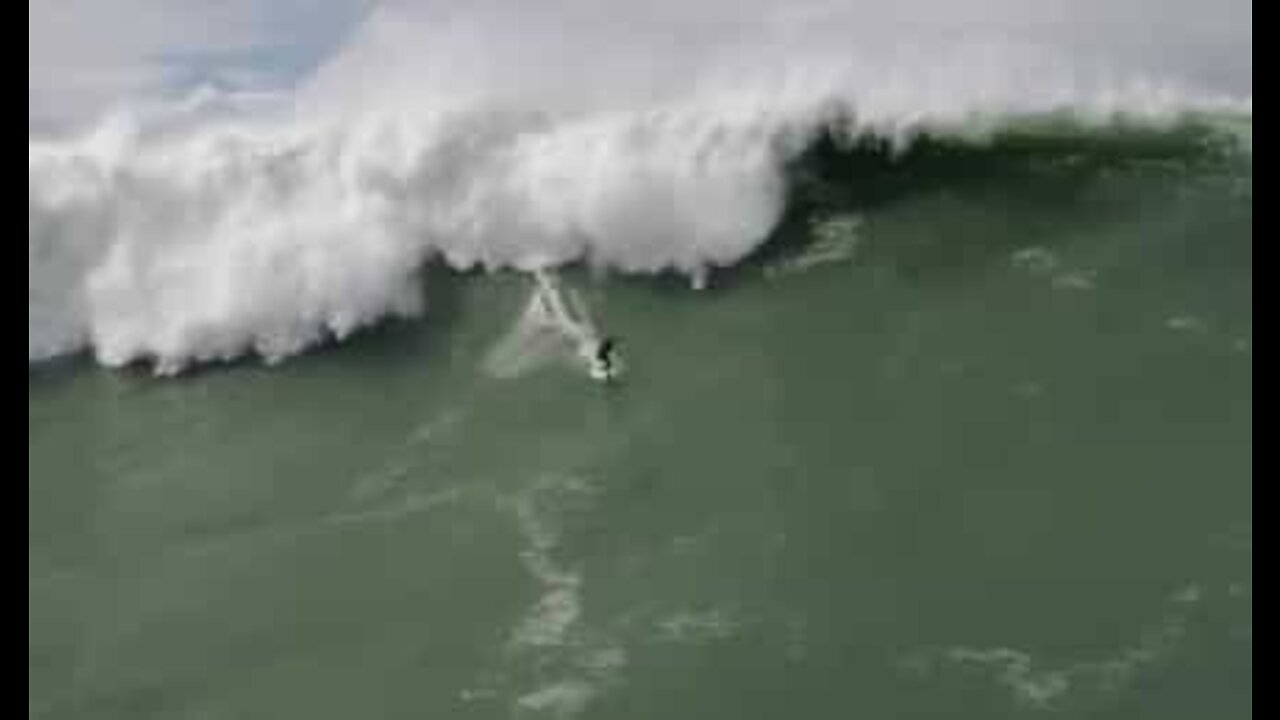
[{"xmin": 594, "ymin": 336, "xmax": 617, "ymax": 379}]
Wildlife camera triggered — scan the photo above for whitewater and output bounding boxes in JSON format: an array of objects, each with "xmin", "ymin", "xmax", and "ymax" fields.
[{"xmin": 28, "ymin": 0, "xmax": 1251, "ymax": 373}]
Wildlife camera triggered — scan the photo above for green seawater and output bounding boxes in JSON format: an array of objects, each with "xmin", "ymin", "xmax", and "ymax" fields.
[{"xmin": 30, "ymin": 124, "xmax": 1251, "ymax": 719}]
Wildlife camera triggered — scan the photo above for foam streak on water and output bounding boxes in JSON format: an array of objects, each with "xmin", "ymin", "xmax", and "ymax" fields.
[
  {"xmin": 900, "ymin": 583, "xmax": 1216, "ymax": 711},
  {"xmin": 501, "ymin": 476, "xmax": 626, "ymax": 719}
]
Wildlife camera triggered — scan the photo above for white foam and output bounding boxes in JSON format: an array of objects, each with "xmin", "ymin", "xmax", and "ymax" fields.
[
  {"xmin": 1011, "ymin": 247, "xmax": 1062, "ymax": 275},
  {"xmin": 1012, "ymin": 247, "xmax": 1099, "ymax": 292},
  {"xmin": 326, "ymin": 488, "xmax": 462, "ymax": 526},
  {"xmin": 1165, "ymin": 314, "xmax": 1210, "ymax": 334},
  {"xmin": 483, "ymin": 270, "xmax": 605, "ymax": 380},
  {"xmin": 503, "ymin": 475, "xmax": 626, "ymax": 718},
  {"xmin": 515, "ymin": 679, "xmax": 595, "ymax": 718},
  {"xmin": 1051, "ymin": 271, "xmax": 1097, "ymax": 291},
  {"xmin": 655, "ymin": 609, "xmax": 742, "ymax": 644},
  {"xmin": 902, "ymin": 583, "xmax": 1208, "ymax": 709},
  {"xmin": 765, "ymin": 214, "xmax": 864, "ymax": 279},
  {"xmin": 513, "ymin": 584, "xmax": 583, "ymax": 649},
  {"xmin": 942, "ymin": 647, "xmax": 1073, "ymax": 707}
]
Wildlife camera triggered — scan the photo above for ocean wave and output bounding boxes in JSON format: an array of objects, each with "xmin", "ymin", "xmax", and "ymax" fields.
[{"xmin": 28, "ymin": 0, "xmax": 1250, "ymax": 373}]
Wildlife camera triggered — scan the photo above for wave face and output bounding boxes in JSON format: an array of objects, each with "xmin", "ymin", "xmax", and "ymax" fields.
[{"xmin": 28, "ymin": 0, "xmax": 1251, "ymax": 372}]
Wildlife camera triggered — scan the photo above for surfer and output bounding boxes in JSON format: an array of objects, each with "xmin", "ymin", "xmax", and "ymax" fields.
[
  {"xmin": 523, "ymin": 269, "xmax": 620, "ymax": 383},
  {"xmin": 593, "ymin": 336, "xmax": 617, "ymax": 381}
]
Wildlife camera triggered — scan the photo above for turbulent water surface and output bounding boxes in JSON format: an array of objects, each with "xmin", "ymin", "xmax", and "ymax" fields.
[{"xmin": 30, "ymin": 1, "xmax": 1250, "ymax": 718}]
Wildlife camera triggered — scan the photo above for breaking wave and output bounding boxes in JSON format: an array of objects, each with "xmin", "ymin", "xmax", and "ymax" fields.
[{"xmin": 28, "ymin": 0, "xmax": 1250, "ymax": 373}]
